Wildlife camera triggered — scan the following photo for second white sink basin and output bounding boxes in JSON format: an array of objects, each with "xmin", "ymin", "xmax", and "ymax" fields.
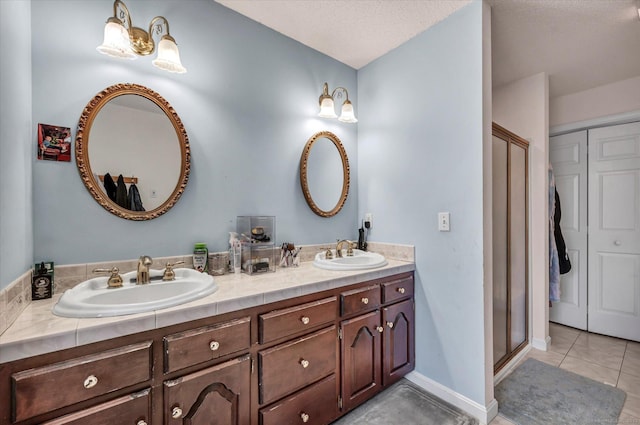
[
  {"xmin": 313, "ymin": 249, "xmax": 388, "ymax": 271},
  {"xmin": 53, "ymin": 268, "xmax": 217, "ymax": 318}
]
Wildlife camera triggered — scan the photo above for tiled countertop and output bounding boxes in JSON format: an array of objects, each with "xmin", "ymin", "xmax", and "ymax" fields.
[{"xmin": 0, "ymin": 259, "xmax": 414, "ymax": 364}]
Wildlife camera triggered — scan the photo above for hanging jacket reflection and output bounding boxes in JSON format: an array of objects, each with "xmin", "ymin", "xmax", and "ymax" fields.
[
  {"xmin": 115, "ymin": 174, "xmax": 129, "ymax": 209},
  {"xmin": 103, "ymin": 172, "xmax": 117, "ymax": 202},
  {"xmin": 128, "ymin": 183, "xmax": 145, "ymax": 212}
]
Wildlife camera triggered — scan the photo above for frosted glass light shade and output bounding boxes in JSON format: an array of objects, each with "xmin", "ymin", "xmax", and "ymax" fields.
[
  {"xmin": 318, "ymin": 97, "xmax": 337, "ymax": 118},
  {"xmin": 338, "ymin": 101, "xmax": 357, "ymax": 123},
  {"xmin": 152, "ymin": 36, "xmax": 187, "ymax": 74},
  {"xmin": 96, "ymin": 20, "xmax": 136, "ymax": 59}
]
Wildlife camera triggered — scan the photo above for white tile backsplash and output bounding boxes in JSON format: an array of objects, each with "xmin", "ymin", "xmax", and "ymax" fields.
[{"xmin": 0, "ymin": 269, "xmax": 33, "ymax": 335}]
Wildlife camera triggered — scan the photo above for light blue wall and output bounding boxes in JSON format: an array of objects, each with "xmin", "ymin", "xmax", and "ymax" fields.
[
  {"xmin": 357, "ymin": 2, "xmax": 488, "ymax": 405},
  {"xmin": 30, "ymin": 0, "xmax": 358, "ymax": 265},
  {"xmin": 0, "ymin": 0, "xmax": 33, "ymax": 290}
]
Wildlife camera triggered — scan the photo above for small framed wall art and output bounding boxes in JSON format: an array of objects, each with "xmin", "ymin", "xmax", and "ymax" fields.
[{"xmin": 37, "ymin": 123, "xmax": 71, "ymax": 162}]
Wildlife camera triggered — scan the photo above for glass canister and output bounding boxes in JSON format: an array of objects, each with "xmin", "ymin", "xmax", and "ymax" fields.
[
  {"xmin": 208, "ymin": 252, "xmax": 228, "ymax": 276},
  {"xmin": 193, "ymin": 243, "xmax": 209, "ymax": 273}
]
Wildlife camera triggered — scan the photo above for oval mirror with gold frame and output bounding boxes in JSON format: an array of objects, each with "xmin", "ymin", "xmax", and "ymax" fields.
[
  {"xmin": 76, "ymin": 83, "xmax": 190, "ymax": 220},
  {"xmin": 300, "ymin": 131, "xmax": 350, "ymax": 217}
]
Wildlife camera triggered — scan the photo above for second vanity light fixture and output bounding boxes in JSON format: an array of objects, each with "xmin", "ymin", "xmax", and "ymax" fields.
[
  {"xmin": 318, "ymin": 83, "xmax": 358, "ymax": 123},
  {"xmin": 97, "ymin": 0, "xmax": 187, "ymax": 74}
]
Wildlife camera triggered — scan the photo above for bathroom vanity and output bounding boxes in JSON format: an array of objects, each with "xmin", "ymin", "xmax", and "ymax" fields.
[{"xmin": 0, "ymin": 261, "xmax": 414, "ymax": 425}]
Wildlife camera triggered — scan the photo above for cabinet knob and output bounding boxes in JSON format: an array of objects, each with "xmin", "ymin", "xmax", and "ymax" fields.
[
  {"xmin": 614, "ymin": 240, "xmax": 622, "ymax": 246},
  {"xmin": 137, "ymin": 421, "xmax": 148, "ymax": 425},
  {"xmin": 361, "ymin": 297, "xmax": 369, "ymax": 305},
  {"xmin": 83, "ymin": 375, "xmax": 98, "ymax": 389},
  {"xmin": 387, "ymin": 321, "xmax": 394, "ymax": 329},
  {"xmin": 300, "ymin": 412, "xmax": 310, "ymax": 423},
  {"xmin": 209, "ymin": 341, "xmax": 220, "ymax": 351},
  {"xmin": 397, "ymin": 287, "xmax": 406, "ymax": 294},
  {"xmin": 300, "ymin": 359, "xmax": 310, "ymax": 368},
  {"xmin": 172, "ymin": 406, "xmax": 183, "ymax": 419},
  {"xmin": 300, "ymin": 316, "xmax": 310, "ymax": 325},
  {"xmin": 376, "ymin": 326, "xmax": 384, "ymax": 333}
]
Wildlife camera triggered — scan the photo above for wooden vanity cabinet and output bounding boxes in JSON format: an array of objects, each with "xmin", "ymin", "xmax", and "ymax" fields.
[
  {"xmin": 1, "ymin": 271, "xmax": 414, "ymax": 425},
  {"xmin": 340, "ymin": 275, "xmax": 415, "ymax": 413}
]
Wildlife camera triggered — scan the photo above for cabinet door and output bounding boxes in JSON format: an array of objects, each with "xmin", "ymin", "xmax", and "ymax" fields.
[
  {"xmin": 340, "ymin": 310, "xmax": 381, "ymax": 412},
  {"xmin": 382, "ymin": 299, "xmax": 415, "ymax": 386},
  {"xmin": 164, "ymin": 354, "xmax": 250, "ymax": 425}
]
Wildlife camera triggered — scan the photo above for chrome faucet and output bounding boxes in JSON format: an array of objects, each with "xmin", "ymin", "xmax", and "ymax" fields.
[
  {"xmin": 137, "ymin": 255, "xmax": 153, "ymax": 284},
  {"xmin": 336, "ymin": 240, "xmax": 354, "ymax": 258}
]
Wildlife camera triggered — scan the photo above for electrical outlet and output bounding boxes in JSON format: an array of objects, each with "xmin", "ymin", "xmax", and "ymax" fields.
[
  {"xmin": 438, "ymin": 212, "xmax": 450, "ymax": 231},
  {"xmin": 364, "ymin": 213, "xmax": 372, "ymax": 229}
]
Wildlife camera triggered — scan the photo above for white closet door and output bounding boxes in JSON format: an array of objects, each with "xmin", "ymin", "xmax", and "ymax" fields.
[
  {"xmin": 549, "ymin": 131, "xmax": 588, "ymax": 330},
  {"xmin": 588, "ymin": 121, "xmax": 640, "ymax": 342}
]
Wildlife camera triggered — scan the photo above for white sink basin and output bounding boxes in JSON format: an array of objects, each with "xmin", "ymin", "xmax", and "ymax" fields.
[
  {"xmin": 53, "ymin": 268, "xmax": 218, "ymax": 318},
  {"xmin": 313, "ymin": 249, "xmax": 388, "ymax": 271}
]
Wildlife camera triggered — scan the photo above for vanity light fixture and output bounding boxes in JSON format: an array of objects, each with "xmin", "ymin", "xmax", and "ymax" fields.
[
  {"xmin": 97, "ymin": 0, "xmax": 187, "ymax": 74},
  {"xmin": 318, "ymin": 83, "xmax": 358, "ymax": 123}
]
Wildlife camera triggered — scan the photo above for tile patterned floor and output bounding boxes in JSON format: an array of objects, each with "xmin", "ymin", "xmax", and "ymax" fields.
[{"xmin": 490, "ymin": 323, "xmax": 640, "ymax": 424}]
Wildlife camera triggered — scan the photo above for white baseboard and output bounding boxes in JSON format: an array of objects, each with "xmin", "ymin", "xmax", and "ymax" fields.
[
  {"xmin": 405, "ymin": 371, "xmax": 499, "ymax": 425},
  {"xmin": 531, "ymin": 335, "xmax": 551, "ymax": 351}
]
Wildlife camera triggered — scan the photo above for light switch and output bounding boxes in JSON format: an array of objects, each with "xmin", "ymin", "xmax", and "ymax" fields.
[{"xmin": 438, "ymin": 212, "xmax": 450, "ymax": 232}]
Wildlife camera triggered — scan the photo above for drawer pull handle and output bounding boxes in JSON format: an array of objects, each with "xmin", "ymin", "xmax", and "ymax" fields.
[
  {"xmin": 301, "ymin": 412, "xmax": 310, "ymax": 423},
  {"xmin": 172, "ymin": 406, "xmax": 183, "ymax": 419},
  {"xmin": 387, "ymin": 321, "xmax": 394, "ymax": 329},
  {"xmin": 301, "ymin": 316, "xmax": 310, "ymax": 325},
  {"xmin": 209, "ymin": 341, "xmax": 220, "ymax": 351},
  {"xmin": 376, "ymin": 326, "xmax": 384, "ymax": 333},
  {"xmin": 137, "ymin": 421, "xmax": 148, "ymax": 425},
  {"xmin": 361, "ymin": 297, "xmax": 369, "ymax": 304},
  {"xmin": 397, "ymin": 287, "xmax": 406, "ymax": 294},
  {"xmin": 83, "ymin": 375, "xmax": 98, "ymax": 389},
  {"xmin": 300, "ymin": 359, "xmax": 310, "ymax": 368}
]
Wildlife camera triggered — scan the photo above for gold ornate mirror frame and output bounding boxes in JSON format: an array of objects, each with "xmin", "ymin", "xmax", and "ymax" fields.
[
  {"xmin": 300, "ymin": 131, "xmax": 350, "ymax": 217},
  {"xmin": 76, "ymin": 83, "xmax": 190, "ymax": 220}
]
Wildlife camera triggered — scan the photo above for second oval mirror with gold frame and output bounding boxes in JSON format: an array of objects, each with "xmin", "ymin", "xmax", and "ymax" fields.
[
  {"xmin": 300, "ymin": 131, "xmax": 350, "ymax": 217},
  {"xmin": 76, "ymin": 83, "xmax": 190, "ymax": 220}
]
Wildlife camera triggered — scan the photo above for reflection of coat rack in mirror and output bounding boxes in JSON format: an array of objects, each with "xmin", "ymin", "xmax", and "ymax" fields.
[{"xmin": 98, "ymin": 174, "xmax": 138, "ymax": 185}]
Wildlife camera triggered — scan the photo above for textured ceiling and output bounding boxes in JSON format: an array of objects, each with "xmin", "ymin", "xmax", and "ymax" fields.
[
  {"xmin": 216, "ymin": 0, "xmax": 472, "ymax": 69},
  {"xmin": 216, "ymin": 0, "xmax": 640, "ymax": 98}
]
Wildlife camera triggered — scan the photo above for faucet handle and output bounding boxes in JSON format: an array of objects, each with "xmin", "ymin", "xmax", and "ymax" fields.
[
  {"xmin": 321, "ymin": 247, "xmax": 334, "ymax": 259},
  {"xmin": 346, "ymin": 241, "xmax": 355, "ymax": 257},
  {"xmin": 163, "ymin": 261, "xmax": 185, "ymax": 281},
  {"xmin": 93, "ymin": 267, "xmax": 123, "ymax": 288}
]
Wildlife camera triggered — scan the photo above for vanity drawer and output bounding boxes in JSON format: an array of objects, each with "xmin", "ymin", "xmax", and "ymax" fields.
[
  {"xmin": 260, "ymin": 374, "xmax": 337, "ymax": 425},
  {"xmin": 382, "ymin": 275, "xmax": 414, "ymax": 304},
  {"xmin": 341, "ymin": 285, "xmax": 380, "ymax": 316},
  {"xmin": 11, "ymin": 341, "xmax": 152, "ymax": 422},
  {"xmin": 259, "ymin": 296, "xmax": 337, "ymax": 344},
  {"xmin": 40, "ymin": 388, "xmax": 151, "ymax": 425},
  {"xmin": 259, "ymin": 325, "xmax": 337, "ymax": 405},
  {"xmin": 164, "ymin": 316, "xmax": 251, "ymax": 373}
]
